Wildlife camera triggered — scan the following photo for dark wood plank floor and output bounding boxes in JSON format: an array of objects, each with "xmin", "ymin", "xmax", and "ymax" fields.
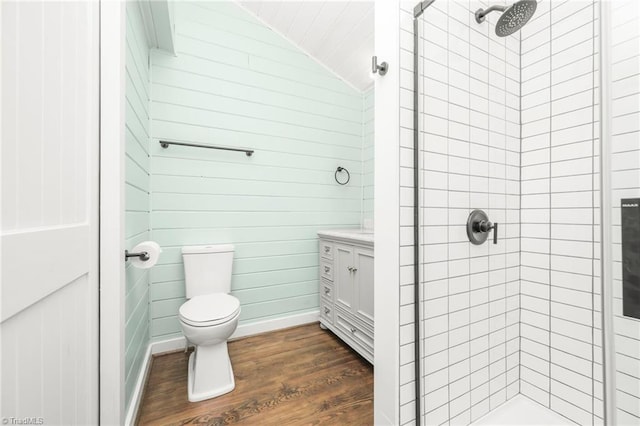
[{"xmin": 137, "ymin": 323, "xmax": 373, "ymax": 426}]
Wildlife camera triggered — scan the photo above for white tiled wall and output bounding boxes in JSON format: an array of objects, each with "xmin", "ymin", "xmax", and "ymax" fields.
[
  {"xmin": 398, "ymin": 0, "xmax": 636, "ymax": 425},
  {"xmin": 520, "ymin": 1, "xmax": 603, "ymax": 423},
  {"xmin": 610, "ymin": 1, "xmax": 640, "ymax": 424},
  {"xmin": 400, "ymin": 1, "xmax": 521, "ymax": 424}
]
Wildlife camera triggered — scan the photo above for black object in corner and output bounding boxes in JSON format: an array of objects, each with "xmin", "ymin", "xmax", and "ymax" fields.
[{"xmin": 621, "ymin": 198, "xmax": 640, "ymax": 320}]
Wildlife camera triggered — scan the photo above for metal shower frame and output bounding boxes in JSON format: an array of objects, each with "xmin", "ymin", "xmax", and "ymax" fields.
[{"xmin": 412, "ymin": 1, "xmax": 435, "ymax": 424}]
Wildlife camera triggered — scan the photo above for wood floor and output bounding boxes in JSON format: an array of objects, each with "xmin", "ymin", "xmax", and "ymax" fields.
[{"xmin": 137, "ymin": 323, "xmax": 373, "ymax": 425}]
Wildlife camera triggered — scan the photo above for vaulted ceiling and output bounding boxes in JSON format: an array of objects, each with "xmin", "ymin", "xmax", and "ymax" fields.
[{"xmin": 237, "ymin": 1, "xmax": 374, "ymax": 92}]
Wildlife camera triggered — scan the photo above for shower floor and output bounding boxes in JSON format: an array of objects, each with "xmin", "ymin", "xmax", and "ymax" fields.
[{"xmin": 472, "ymin": 395, "xmax": 575, "ymax": 425}]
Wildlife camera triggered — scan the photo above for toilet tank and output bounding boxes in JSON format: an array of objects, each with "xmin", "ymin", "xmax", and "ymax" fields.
[{"xmin": 182, "ymin": 244, "xmax": 234, "ymax": 298}]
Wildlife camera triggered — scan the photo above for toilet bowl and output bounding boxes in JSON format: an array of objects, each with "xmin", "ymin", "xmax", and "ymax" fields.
[
  {"xmin": 179, "ymin": 293, "xmax": 240, "ymax": 402},
  {"xmin": 178, "ymin": 244, "xmax": 239, "ymax": 402}
]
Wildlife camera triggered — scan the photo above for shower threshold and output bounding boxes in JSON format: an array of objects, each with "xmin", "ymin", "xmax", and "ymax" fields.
[{"xmin": 472, "ymin": 395, "xmax": 575, "ymax": 425}]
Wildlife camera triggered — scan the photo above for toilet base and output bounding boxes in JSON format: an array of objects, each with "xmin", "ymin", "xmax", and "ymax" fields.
[{"xmin": 187, "ymin": 342, "xmax": 236, "ymax": 402}]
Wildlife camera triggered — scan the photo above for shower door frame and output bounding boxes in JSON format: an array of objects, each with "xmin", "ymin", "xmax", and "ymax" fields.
[{"xmin": 599, "ymin": 0, "xmax": 616, "ymax": 424}]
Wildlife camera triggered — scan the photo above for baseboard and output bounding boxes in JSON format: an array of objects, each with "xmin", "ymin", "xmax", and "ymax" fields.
[
  {"xmin": 125, "ymin": 310, "xmax": 320, "ymax": 422},
  {"xmin": 149, "ymin": 309, "xmax": 320, "ymax": 354},
  {"xmin": 232, "ymin": 310, "xmax": 320, "ymax": 340},
  {"xmin": 151, "ymin": 335, "xmax": 187, "ymax": 354},
  {"xmin": 124, "ymin": 343, "xmax": 153, "ymax": 426}
]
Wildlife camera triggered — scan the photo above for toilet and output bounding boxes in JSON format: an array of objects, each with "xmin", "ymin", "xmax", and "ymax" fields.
[{"xmin": 178, "ymin": 244, "xmax": 241, "ymax": 402}]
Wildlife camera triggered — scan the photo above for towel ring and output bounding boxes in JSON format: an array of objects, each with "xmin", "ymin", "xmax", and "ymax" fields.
[{"xmin": 335, "ymin": 167, "xmax": 350, "ymax": 185}]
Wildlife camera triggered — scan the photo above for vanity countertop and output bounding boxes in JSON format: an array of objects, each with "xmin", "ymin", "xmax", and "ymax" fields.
[{"xmin": 317, "ymin": 229, "xmax": 374, "ymax": 246}]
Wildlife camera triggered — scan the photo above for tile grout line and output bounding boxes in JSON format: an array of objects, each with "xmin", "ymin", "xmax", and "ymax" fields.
[
  {"xmin": 548, "ymin": 3, "xmax": 553, "ymax": 409},
  {"xmin": 590, "ymin": 2, "xmax": 597, "ymax": 422},
  {"xmin": 518, "ymin": 12, "xmax": 523, "ymax": 398}
]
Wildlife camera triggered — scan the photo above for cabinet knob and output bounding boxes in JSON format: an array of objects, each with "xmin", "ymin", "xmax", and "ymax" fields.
[
  {"xmin": 352, "ymin": 268, "xmax": 357, "ymax": 272},
  {"xmin": 324, "ymin": 307, "xmax": 330, "ymax": 314},
  {"xmin": 324, "ymin": 246, "xmax": 330, "ymax": 253},
  {"xmin": 350, "ymin": 327, "xmax": 357, "ymax": 333},
  {"xmin": 324, "ymin": 287, "xmax": 330, "ymax": 294},
  {"xmin": 324, "ymin": 266, "xmax": 330, "ymax": 273},
  {"xmin": 347, "ymin": 266, "xmax": 353, "ymax": 272}
]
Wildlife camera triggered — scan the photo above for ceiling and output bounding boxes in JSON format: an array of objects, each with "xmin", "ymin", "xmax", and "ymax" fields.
[{"xmin": 237, "ymin": 1, "xmax": 374, "ymax": 92}]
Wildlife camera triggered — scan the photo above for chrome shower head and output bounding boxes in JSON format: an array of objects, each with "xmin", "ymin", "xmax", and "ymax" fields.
[{"xmin": 475, "ymin": 0, "xmax": 537, "ymax": 37}]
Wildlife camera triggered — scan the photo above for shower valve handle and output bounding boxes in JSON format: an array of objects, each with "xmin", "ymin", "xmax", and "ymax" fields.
[
  {"xmin": 467, "ymin": 210, "xmax": 498, "ymax": 245},
  {"xmin": 474, "ymin": 220, "xmax": 493, "ymax": 233},
  {"xmin": 473, "ymin": 220, "xmax": 498, "ymax": 244}
]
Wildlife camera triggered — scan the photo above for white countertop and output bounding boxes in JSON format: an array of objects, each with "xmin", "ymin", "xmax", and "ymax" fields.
[{"xmin": 317, "ymin": 229, "xmax": 374, "ymax": 245}]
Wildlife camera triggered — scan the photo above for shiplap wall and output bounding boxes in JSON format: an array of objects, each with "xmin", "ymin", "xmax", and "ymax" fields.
[
  {"xmin": 399, "ymin": 1, "xmax": 521, "ymax": 424},
  {"xmin": 363, "ymin": 88, "xmax": 375, "ymax": 226},
  {"xmin": 519, "ymin": 1, "xmax": 604, "ymax": 423},
  {"xmin": 610, "ymin": 1, "xmax": 640, "ymax": 423},
  {"xmin": 148, "ymin": 1, "xmax": 365, "ymax": 340},
  {"xmin": 124, "ymin": 1, "xmax": 151, "ymax": 412}
]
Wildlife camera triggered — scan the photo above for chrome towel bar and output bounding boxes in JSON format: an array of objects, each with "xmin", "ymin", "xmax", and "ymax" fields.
[{"xmin": 159, "ymin": 140, "xmax": 254, "ymax": 156}]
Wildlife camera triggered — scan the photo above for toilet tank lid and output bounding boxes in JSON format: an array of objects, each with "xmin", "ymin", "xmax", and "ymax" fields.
[{"xmin": 182, "ymin": 244, "xmax": 235, "ymax": 254}]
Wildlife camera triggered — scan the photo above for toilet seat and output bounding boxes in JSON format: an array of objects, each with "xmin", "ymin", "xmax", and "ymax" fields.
[{"xmin": 179, "ymin": 293, "xmax": 240, "ymax": 327}]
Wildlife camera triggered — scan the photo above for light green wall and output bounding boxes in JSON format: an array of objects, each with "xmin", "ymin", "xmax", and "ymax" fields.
[
  {"xmin": 147, "ymin": 1, "xmax": 366, "ymax": 340},
  {"xmin": 124, "ymin": 1, "xmax": 150, "ymax": 413},
  {"xmin": 362, "ymin": 88, "xmax": 375, "ymax": 226}
]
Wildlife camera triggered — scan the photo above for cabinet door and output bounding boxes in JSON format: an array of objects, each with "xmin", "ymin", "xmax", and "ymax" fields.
[
  {"xmin": 334, "ymin": 244, "xmax": 355, "ymax": 311},
  {"xmin": 354, "ymin": 248, "xmax": 374, "ymax": 324}
]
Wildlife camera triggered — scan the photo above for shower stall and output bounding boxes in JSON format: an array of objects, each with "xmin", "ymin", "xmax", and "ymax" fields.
[{"xmin": 402, "ymin": 0, "xmax": 640, "ymax": 424}]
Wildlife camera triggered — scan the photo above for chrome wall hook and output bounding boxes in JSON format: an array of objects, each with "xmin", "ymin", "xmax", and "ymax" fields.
[{"xmin": 371, "ymin": 56, "xmax": 388, "ymax": 76}]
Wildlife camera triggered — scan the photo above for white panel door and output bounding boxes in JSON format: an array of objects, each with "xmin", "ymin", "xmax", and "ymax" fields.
[{"xmin": 1, "ymin": 1, "xmax": 99, "ymax": 424}]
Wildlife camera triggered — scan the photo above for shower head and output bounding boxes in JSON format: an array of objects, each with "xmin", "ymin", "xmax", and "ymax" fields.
[{"xmin": 475, "ymin": 0, "xmax": 537, "ymax": 37}]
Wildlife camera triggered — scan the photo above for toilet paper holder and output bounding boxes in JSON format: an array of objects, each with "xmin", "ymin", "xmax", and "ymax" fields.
[{"xmin": 124, "ymin": 250, "xmax": 150, "ymax": 261}]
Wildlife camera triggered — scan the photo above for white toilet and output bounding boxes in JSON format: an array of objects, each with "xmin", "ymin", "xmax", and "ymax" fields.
[{"xmin": 178, "ymin": 244, "xmax": 241, "ymax": 402}]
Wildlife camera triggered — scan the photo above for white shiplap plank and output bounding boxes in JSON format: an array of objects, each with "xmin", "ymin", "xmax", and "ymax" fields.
[
  {"xmin": 313, "ymin": 1, "xmax": 372, "ymax": 58},
  {"xmin": 237, "ymin": 0, "xmax": 374, "ymax": 91},
  {"xmin": 300, "ymin": 2, "xmax": 349, "ymax": 53},
  {"xmin": 270, "ymin": 1, "xmax": 304, "ymax": 36},
  {"xmin": 282, "ymin": 2, "xmax": 325, "ymax": 55},
  {"xmin": 256, "ymin": 0, "xmax": 283, "ymax": 23}
]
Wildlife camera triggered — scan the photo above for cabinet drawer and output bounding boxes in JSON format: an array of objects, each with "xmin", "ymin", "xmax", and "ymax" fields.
[
  {"xmin": 320, "ymin": 260, "xmax": 333, "ymax": 281},
  {"xmin": 320, "ymin": 279, "xmax": 334, "ymax": 302},
  {"xmin": 320, "ymin": 300, "xmax": 334, "ymax": 324},
  {"xmin": 320, "ymin": 241, "xmax": 334, "ymax": 260},
  {"xmin": 335, "ymin": 309, "xmax": 373, "ymax": 356}
]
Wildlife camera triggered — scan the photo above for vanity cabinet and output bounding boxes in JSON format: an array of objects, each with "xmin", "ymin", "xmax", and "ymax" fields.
[{"xmin": 318, "ymin": 231, "xmax": 374, "ymax": 363}]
